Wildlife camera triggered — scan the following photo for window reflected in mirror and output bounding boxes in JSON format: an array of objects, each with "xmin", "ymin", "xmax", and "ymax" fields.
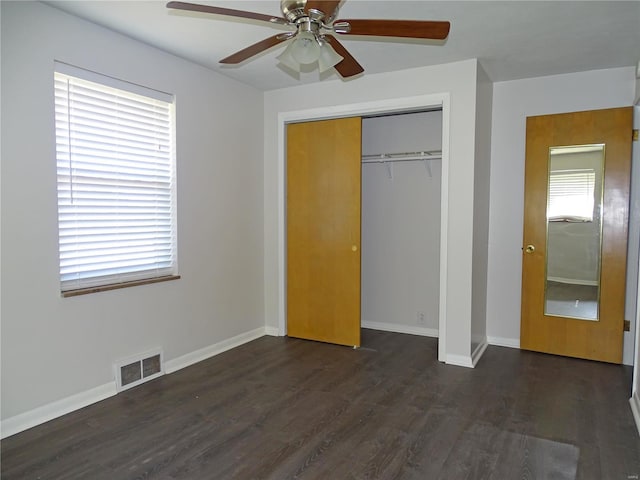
[{"xmin": 544, "ymin": 144, "xmax": 604, "ymax": 321}]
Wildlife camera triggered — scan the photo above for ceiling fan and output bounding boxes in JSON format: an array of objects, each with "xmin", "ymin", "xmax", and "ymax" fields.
[{"xmin": 166, "ymin": 0, "xmax": 450, "ymax": 78}]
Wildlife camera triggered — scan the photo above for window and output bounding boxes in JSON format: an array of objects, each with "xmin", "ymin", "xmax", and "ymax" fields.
[
  {"xmin": 547, "ymin": 169, "xmax": 596, "ymax": 222},
  {"xmin": 54, "ymin": 63, "xmax": 177, "ymax": 295}
]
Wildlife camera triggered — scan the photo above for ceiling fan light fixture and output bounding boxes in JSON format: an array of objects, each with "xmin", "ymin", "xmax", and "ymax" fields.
[
  {"xmin": 318, "ymin": 41, "xmax": 343, "ymax": 73},
  {"xmin": 277, "ymin": 42, "xmax": 301, "ymax": 71},
  {"xmin": 290, "ymin": 32, "xmax": 321, "ymax": 64}
]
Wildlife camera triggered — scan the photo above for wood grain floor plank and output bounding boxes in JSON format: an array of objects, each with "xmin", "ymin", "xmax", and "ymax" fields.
[{"xmin": 2, "ymin": 330, "xmax": 639, "ymax": 480}]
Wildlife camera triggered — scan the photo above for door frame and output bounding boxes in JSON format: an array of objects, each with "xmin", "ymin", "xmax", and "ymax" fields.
[{"xmin": 276, "ymin": 93, "xmax": 451, "ymax": 362}]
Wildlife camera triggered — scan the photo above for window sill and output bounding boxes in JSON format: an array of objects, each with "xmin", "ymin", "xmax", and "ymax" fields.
[{"xmin": 61, "ymin": 275, "xmax": 181, "ymax": 298}]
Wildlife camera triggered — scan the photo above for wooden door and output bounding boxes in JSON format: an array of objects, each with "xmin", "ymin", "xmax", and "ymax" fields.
[
  {"xmin": 286, "ymin": 117, "xmax": 362, "ymax": 347},
  {"xmin": 521, "ymin": 107, "xmax": 632, "ymax": 363}
]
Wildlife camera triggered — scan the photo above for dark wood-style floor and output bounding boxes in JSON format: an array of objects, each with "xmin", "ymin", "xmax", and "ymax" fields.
[{"xmin": 2, "ymin": 330, "xmax": 639, "ymax": 479}]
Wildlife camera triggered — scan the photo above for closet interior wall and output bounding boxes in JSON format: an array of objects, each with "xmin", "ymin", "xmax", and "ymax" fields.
[{"xmin": 361, "ymin": 110, "xmax": 443, "ymax": 336}]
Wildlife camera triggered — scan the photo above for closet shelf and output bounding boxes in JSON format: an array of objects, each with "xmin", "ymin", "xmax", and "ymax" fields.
[{"xmin": 362, "ymin": 150, "xmax": 442, "ymax": 164}]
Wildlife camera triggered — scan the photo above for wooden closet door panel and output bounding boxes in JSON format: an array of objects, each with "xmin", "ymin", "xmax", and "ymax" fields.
[{"xmin": 286, "ymin": 117, "xmax": 362, "ymax": 347}]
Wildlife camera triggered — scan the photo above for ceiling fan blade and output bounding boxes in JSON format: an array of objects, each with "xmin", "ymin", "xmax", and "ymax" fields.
[
  {"xmin": 335, "ymin": 19, "xmax": 450, "ymax": 40},
  {"xmin": 305, "ymin": 0, "xmax": 341, "ymax": 21},
  {"xmin": 220, "ymin": 34, "xmax": 290, "ymax": 64},
  {"xmin": 166, "ymin": 1, "xmax": 288, "ymax": 25},
  {"xmin": 324, "ymin": 36, "xmax": 364, "ymax": 78}
]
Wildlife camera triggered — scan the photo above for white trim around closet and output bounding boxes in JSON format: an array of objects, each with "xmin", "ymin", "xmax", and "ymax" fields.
[{"xmin": 276, "ymin": 92, "xmax": 451, "ymax": 363}]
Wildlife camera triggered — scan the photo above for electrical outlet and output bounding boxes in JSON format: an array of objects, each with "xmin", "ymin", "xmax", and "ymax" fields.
[{"xmin": 417, "ymin": 311, "xmax": 426, "ymax": 325}]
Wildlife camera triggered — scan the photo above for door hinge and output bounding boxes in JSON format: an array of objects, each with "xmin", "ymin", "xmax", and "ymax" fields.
[
  {"xmin": 623, "ymin": 320, "xmax": 630, "ymax": 332},
  {"xmin": 633, "ymin": 129, "xmax": 639, "ymax": 142}
]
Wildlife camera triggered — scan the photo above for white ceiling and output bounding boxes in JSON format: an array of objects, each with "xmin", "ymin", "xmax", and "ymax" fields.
[{"xmin": 46, "ymin": 0, "xmax": 640, "ymax": 91}]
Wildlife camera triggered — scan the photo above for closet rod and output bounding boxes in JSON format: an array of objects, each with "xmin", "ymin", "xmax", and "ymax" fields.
[
  {"xmin": 362, "ymin": 156, "xmax": 442, "ymax": 164},
  {"xmin": 362, "ymin": 150, "xmax": 442, "ymax": 163}
]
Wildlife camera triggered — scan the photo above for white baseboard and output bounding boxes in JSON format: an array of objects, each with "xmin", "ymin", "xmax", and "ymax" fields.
[
  {"xmin": 487, "ymin": 336, "xmax": 520, "ymax": 349},
  {"xmin": 361, "ymin": 322, "xmax": 484, "ymax": 368},
  {"xmin": 264, "ymin": 326, "xmax": 280, "ymax": 336},
  {"xmin": 1, "ymin": 382, "xmax": 117, "ymax": 440},
  {"xmin": 631, "ymin": 391, "xmax": 640, "ymax": 437},
  {"xmin": 364, "ymin": 322, "xmax": 486, "ymax": 368},
  {"xmin": 471, "ymin": 340, "xmax": 488, "ymax": 367},
  {"xmin": 445, "ymin": 340, "xmax": 488, "ymax": 369},
  {"xmin": 445, "ymin": 353, "xmax": 474, "ymax": 368},
  {"xmin": 2, "ymin": 326, "xmax": 269, "ymax": 440},
  {"xmin": 362, "ymin": 321, "xmax": 439, "ymax": 338},
  {"xmin": 165, "ymin": 326, "xmax": 267, "ymax": 374}
]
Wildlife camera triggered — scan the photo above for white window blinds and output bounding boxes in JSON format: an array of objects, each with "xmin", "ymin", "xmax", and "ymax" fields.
[
  {"xmin": 54, "ymin": 67, "xmax": 177, "ymax": 292},
  {"xmin": 547, "ymin": 169, "xmax": 596, "ymax": 222}
]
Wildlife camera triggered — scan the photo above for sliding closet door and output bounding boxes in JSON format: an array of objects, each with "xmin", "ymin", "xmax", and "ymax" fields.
[{"xmin": 286, "ymin": 117, "xmax": 362, "ymax": 347}]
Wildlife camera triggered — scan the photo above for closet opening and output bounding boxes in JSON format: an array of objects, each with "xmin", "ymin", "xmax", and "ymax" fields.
[
  {"xmin": 277, "ymin": 92, "xmax": 451, "ymax": 362},
  {"xmin": 361, "ymin": 109, "xmax": 443, "ymax": 343}
]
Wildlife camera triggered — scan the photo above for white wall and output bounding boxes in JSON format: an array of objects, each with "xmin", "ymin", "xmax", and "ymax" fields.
[
  {"xmin": 627, "ymin": 106, "xmax": 640, "ymax": 357},
  {"xmin": 1, "ymin": 1, "xmax": 264, "ymax": 426},
  {"xmin": 263, "ymin": 59, "xmax": 480, "ymax": 365},
  {"xmin": 486, "ymin": 67, "xmax": 637, "ymax": 362},
  {"xmin": 631, "ymin": 105, "xmax": 640, "ymax": 435},
  {"xmin": 361, "ymin": 111, "xmax": 442, "ymax": 335},
  {"xmin": 471, "ymin": 63, "xmax": 493, "ymax": 356}
]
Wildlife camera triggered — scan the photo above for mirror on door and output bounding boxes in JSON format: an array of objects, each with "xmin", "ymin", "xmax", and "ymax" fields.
[{"xmin": 544, "ymin": 144, "xmax": 605, "ymax": 321}]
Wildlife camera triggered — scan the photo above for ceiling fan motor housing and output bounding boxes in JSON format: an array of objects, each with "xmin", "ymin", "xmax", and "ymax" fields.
[{"xmin": 281, "ymin": 0, "xmax": 307, "ymax": 23}]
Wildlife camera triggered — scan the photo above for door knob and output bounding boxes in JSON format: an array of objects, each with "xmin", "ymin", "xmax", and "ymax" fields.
[
  {"xmin": 351, "ymin": 245, "xmax": 358, "ymax": 252},
  {"xmin": 524, "ymin": 244, "xmax": 535, "ymax": 254}
]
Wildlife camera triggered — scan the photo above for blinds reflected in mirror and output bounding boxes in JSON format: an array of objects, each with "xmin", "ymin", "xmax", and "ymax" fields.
[{"xmin": 547, "ymin": 169, "xmax": 596, "ymax": 222}]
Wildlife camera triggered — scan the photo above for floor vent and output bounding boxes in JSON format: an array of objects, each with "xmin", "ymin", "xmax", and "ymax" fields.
[{"xmin": 114, "ymin": 349, "xmax": 164, "ymax": 392}]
